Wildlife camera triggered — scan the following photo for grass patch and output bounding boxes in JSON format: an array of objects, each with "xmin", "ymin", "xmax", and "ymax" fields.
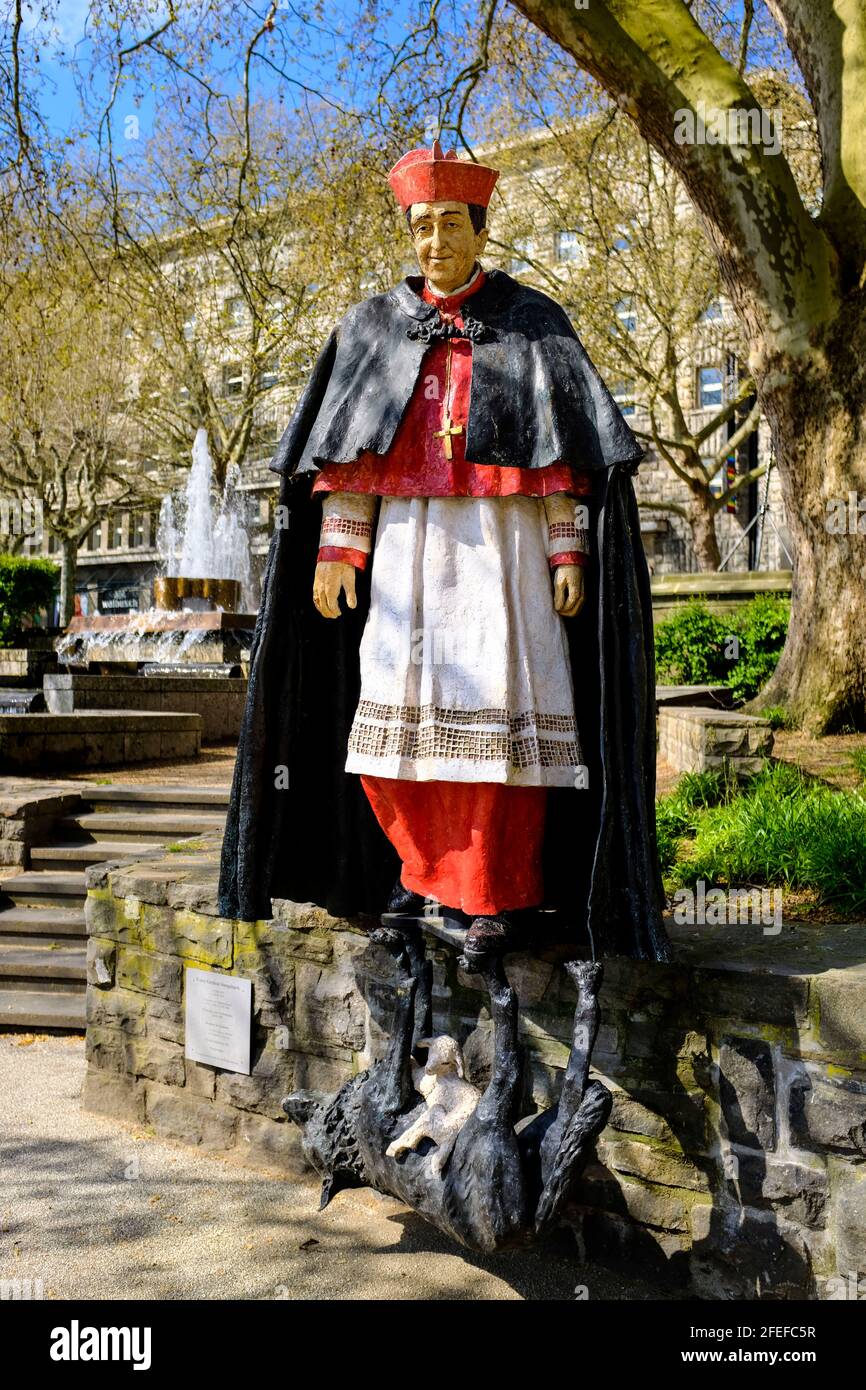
[
  {"xmin": 849, "ymin": 747, "xmax": 866, "ymax": 785},
  {"xmin": 657, "ymin": 762, "xmax": 866, "ymax": 916},
  {"xmin": 759, "ymin": 705, "xmax": 797, "ymax": 731}
]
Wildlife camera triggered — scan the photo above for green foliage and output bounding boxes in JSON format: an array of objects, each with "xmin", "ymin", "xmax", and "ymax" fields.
[
  {"xmin": 668, "ymin": 763, "xmax": 866, "ymax": 915},
  {"xmin": 654, "ymin": 596, "xmax": 790, "ymax": 702},
  {"xmin": 655, "ymin": 769, "xmax": 738, "ymax": 872},
  {"xmin": 0, "ymin": 554, "xmax": 59, "ymax": 647},
  {"xmin": 654, "ymin": 600, "xmax": 732, "ymax": 686},
  {"xmin": 726, "ymin": 595, "xmax": 791, "ymax": 703},
  {"xmin": 848, "ymin": 747, "xmax": 866, "ymax": 785},
  {"xmin": 760, "ymin": 704, "xmax": 796, "ymax": 731}
]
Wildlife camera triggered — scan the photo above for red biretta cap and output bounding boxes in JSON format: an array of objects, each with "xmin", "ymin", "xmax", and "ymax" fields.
[{"xmin": 387, "ymin": 139, "xmax": 499, "ymax": 212}]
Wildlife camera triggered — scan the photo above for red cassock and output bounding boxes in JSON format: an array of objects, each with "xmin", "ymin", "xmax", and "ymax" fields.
[{"xmin": 313, "ymin": 270, "xmax": 591, "ymax": 916}]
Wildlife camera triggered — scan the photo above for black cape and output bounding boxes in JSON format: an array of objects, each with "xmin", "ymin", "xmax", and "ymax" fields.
[{"xmin": 218, "ymin": 270, "xmax": 671, "ymax": 964}]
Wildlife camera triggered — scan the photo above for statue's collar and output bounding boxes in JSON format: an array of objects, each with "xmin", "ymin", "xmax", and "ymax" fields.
[{"xmin": 388, "ymin": 267, "xmax": 512, "ymax": 322}]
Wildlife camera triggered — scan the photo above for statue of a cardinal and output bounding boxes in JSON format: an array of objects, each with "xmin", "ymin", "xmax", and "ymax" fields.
[{"xmin": 219, "ymin": 140, "xmax": 671, "ymax": 965}]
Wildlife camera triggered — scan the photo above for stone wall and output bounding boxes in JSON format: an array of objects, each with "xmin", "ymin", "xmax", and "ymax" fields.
[
  {"xmin": 658, "ymin": 706, "xmax": 774, "ymax": 776},
  {"xmin": 0, "ymin": 712, "xmax": 201, "ymax": 771},
  {"xmin": 44, "ymin": 674, "xmax": 248, "ymax": 743},
  {"xmin": 82, "ymin": 844, "xmax": 866, "ymax": 1300}
]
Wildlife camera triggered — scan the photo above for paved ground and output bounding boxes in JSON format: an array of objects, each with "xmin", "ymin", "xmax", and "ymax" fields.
[{"xmin": 0, "ymin": 1033, "xmax": 680, "ymax": 1302}]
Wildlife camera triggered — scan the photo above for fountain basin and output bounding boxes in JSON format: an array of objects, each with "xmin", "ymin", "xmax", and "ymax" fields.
[
  {"xmin": 154, "ymin": 576, "xmax": 241, "ymax": 612},
  {"xmin": 60, "ymin": 610, "xmax": 256, "ymax": 669}
]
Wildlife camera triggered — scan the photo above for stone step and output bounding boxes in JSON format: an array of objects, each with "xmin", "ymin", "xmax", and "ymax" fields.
[
  {"xmin": 29, "ymin": 840, "xmax": 160, "ymax": 869},
  {"xmin": 0, "ymin": 871, "xmax": 87, "ymax": 907},
  {"xmin": 61, "ymin": 810, "xmax": 225, "ymax": 841},
  {"xmin": 0, "ymin": 943, "xmax": 86, "ymax": 982},
  {"xmin": 82, "ymin": 784, "xmax": 231, "ymax": 810},
  {"xmin": 0, "ymin": 906, "xmax": 86, "ymax": 938},
  {"xmin": 0, "ymin": 988, "xmax": 85, "ymax": 1029}
]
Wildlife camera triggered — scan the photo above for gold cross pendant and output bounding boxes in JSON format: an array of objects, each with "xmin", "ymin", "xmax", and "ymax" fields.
[{"xmin": 434, "ymin": 416, "xmax": 463, "ymax": 459}]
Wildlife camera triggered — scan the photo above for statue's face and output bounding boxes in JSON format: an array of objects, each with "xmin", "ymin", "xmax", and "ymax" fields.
[{"xmin": 408, "ymin": 201, "xmax": 488, "ymax": 294}]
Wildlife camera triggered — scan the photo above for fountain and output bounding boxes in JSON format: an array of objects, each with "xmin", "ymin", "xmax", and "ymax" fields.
[{"xmin": 60, "ymin": 430, "xmax": 258, "ymax": 671}]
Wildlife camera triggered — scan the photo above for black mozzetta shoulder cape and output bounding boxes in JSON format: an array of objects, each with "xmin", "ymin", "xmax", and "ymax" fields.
[{"xmin": 219, "ymin": 269, "xmax": 672, "ymax": 964}]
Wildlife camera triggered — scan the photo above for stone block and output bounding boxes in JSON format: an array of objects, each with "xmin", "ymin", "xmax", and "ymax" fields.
[
  {"xmin": 734, "ymin": 1153, "xmax": 829, "ymax": 1230},
  {"xmin": 215, "ymin": 1035, "xmax": 295, "ymax": 1119},
  {"xmin": 145, "ymin": 1082, "xmax": 237, "ymax": 1152},
  {"xmin": 719, "ymin": 1036, "xmax": 776, "ymax": 1150},
  {"xmin": 237, "ymin": 1112, "xmax": 308, "ymax": 1175},
  {"xmin": 85, "ymin": 888, "xmax": 140, "ymax": 942},
  {"xmin": 85, "ymin": 1025, "xmax": 127, "ymax": 1074},
  {"xmin": 294, "ymin": 958, "xmax": 367, "ymax": 1052},
  {"xmin": 0, "ymin": 839, "xmax": 27, "ymax": 866},
  {"xmin": 82, "ymin": 1067, "xmax": 146, "ymax": 1123},
  {"xmin": 186, "ymin": 1062, "xmax": 216, "ymax": 1100},
  {"xmin": 831, "ymin": 1162, "xmax": 866, "ymax": 1276},
  {"xmin": 86, "ymin": 986, "xmax": 147, "ymax": 1036},
  {"xmin": 146, "ymin": 996, "xmax": 185, "ymax": 1045},
  {"xmin": 811, "ymin": 968, "xmax": 866, "ymax": 1067},
  {"xmin": 117, "ymin": 946, "xmax": 182, "ymax": 1001},
  {"xmin": 124, "ymin": 1037, "xmax": 186, "ymax": 1087},
  {"xmin": 789, "ymin": 1071, "xmax": 866, "ymax": 1157},
  {"xmin": 139, "ymin": 903, "xmax": 232, "ymax": 968},
  {"xmin": 87, "ymin": 936, "xmax": 116, "ymax": 988},
  {"xmin": 597, "ymin": 1135, "xmax": 711, "ymax": 1193}
]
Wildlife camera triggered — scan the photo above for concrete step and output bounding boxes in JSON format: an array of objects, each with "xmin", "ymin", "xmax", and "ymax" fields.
[
  {"xmin": 0, "ymin": 988, "xmax": 85, "ymax": 1029},
  {"xmin": 0, "ymin": 943, "xmax": 86, "ymax": 982},
  {"xmin": 0, "ymin": 871, "xmax": 87, "ymax": 907},
  {"xmin": 83, "ymin": 784, "xmax": 231, "ymax": 811},
  {"xmin": 61, "ymin": 810, "xmax": 225, "ymax": 841},
  {"xmin": 29, "ymin": 840, "xmax": 160, "ymax": 869},
  {"xmin": 0, "ymin": 907, "xmax": 86, "ymax": 938}
]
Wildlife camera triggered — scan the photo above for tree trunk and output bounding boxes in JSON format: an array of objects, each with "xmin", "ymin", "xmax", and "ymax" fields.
[
  {"xmin": 757, "ymin": 309, "xmax": 866, "ymax": 733},
  {"xmin": 58, "ymin": 537, "xmax": 78, "ymax": 625},
  {"xmin": 687, "ymin": 488, "xmax": 722, "ymax": 572}
]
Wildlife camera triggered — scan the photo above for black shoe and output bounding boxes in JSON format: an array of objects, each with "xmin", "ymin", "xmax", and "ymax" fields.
[
  {"xmin": 385, "ymin": 878, "xmax": 427, "ymax": 916},
  {"xmin": 463, "ymin": 911, "xmax": 522, "ymax": 959}
]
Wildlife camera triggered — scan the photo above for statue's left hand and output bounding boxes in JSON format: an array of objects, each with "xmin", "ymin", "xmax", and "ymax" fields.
[{"xmin": 553, "ymin": 564, "xmax": 585, "ymax": 618}]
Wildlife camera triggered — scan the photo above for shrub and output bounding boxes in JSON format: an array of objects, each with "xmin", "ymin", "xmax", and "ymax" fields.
[
  {"xmin": 726, "ymin": 595, "xmax": 790, "ymax": 702},
  {"xmin": 654, "ymin": 595, "xmax": 790, "ymax": 702},
  {"xmin": 0, "ymin": 554, "xmax": 59, "ymax": 647},
  {"xmin": 654, "ymin": 600, "xmax": 732, "ymax": 686}
]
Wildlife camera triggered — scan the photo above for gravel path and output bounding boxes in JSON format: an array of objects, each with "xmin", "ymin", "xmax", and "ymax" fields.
[{"xmin": 0, "ymin": 1033, "xmax": 676, "ymax": 1301}]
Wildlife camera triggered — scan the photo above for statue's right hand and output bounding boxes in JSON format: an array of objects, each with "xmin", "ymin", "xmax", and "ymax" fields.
[{"xmin": 313, "ymin": 560, "xmax": 357, "ymax": 619}]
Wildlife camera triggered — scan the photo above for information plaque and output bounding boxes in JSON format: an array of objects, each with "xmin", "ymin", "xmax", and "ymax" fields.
[{"xmin": 185, "ymin": 967, "xmax": 252, "ymax": 1074}]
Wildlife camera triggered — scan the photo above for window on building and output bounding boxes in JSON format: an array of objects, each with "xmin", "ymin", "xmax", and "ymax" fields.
[
  {"xmin": 108, "ymin": 513, "xmax": 125, "ymax": 549},
  {"xmin": 614, "ymin": 297, "xmax": 637, "ymax": 333},
  {"xmin": 85, "ymin": 523, "xmax": 101, "ymax": 553},
  {"xmin": 255, "ymin": 358, "xmax": 279, "ymax": 391},
  {"xmin": 222, "ymin": 362, "xmax": 243, "ymax": 398},
  {"xmin": 224, "ymin": 296, "xmax": 245, "ymax": 327},
  {"xmin": 698, "ymin": 365, "xmax": 724, "ymax": 409},
  {"xmin": 612, "ymin": 379, "xmax": 636, "ymax": 416},
  {"xmin": 510, "ymin": 239, "xmax": 535, "ymax": 274},
  {"xmin": 132, "ymin": 513, "xmax": 148, "ymax": 548},
  {"xmin": 555, "ymin": 229, "xmax": 584, "ymax": 264}
]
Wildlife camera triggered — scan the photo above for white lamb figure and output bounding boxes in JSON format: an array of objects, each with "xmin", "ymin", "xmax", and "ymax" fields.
[{"xmin": 385, "ymin": 1035, "xmax": 482, "ymax": 1178}]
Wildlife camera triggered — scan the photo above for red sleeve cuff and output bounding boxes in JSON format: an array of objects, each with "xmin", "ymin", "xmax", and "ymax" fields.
[
  {"xmin": 549, "ymin": 551, "xmax": 588, "ymax": 569},
  {"xmin": 317, "ymin": 545, "xmax": 369, "ymax": 570}
]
